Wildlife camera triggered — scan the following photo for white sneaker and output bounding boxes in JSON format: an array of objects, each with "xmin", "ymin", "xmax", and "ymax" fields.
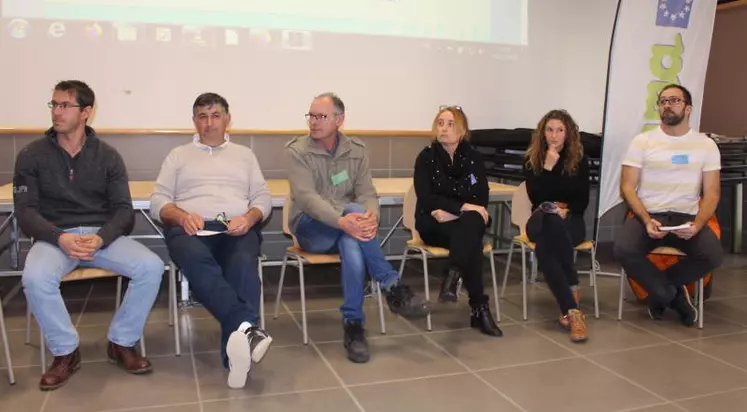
[{"xmin": 226, "ymin": 322, "xmax": 273, "ymax": 389}]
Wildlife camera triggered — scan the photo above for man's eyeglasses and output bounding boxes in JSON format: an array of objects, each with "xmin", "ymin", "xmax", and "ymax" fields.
[
  {"xmin": 657, "ymin": 97, "xmax": 686, "ymax": 107},
  {"xmin": 48, "ymin": 101, "xmax": 81, "ymax": 110},
  {"xmin": 439, "ymin": 105, "xmax": 462, "ymax": 111},
  {"xmin": 216, "ymin": 212, "xmax": 230, "ymax": 227},
  {"xmin": 304, "ymin": 112, "xmax": 340, "ymax": 122}
]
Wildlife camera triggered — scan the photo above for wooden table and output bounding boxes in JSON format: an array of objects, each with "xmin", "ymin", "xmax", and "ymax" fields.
[
  {"xmin": 0, "ymin": 178, "xmax": 516, "ymax": 270},
  {"xmin": 2, "ymin": 178, "xmax": 517, "ymax": 210}
]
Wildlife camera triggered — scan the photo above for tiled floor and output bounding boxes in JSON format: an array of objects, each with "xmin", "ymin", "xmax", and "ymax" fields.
[{"xmin": 2, "ymin": 253, "xmax": 747, "ymax": 412}]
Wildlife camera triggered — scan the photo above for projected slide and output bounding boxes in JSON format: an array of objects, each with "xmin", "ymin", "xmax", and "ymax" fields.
[{"xmin": 3, "ymin": 0, "xmax": 527, "ymax": 45}]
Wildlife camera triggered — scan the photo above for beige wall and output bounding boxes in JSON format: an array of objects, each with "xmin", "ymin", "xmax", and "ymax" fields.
[{"xmin": 701, "ymin": 6, "xmax": 747, "ymax": 137}]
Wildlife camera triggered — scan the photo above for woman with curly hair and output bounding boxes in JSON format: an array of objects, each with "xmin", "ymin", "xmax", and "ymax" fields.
[{"xmin": 524, "ymin": 109, "xmax": 590, "ymax": 343}]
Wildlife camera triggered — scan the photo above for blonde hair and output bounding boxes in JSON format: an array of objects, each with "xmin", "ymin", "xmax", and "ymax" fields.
[
  {"xmin": 431, "ymin": 106, "xmax": 471, "ymax": 142},
  {"xmin": 525, "ymin": 109, "xmax": 583, "ymax": 175}
]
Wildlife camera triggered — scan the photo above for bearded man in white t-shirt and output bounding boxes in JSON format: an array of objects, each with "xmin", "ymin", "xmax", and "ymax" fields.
[{"xmin": 614, "ymin": 84, "xmax": 723, "ymax": 328}]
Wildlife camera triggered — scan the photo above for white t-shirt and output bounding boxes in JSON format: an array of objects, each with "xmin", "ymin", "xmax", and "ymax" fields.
[{"xmin": 622, "ymin": 127, "xmax": 721, "ymax": 216}]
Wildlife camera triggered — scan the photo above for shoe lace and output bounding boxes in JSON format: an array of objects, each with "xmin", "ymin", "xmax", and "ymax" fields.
[{"xmin": 568, "ymin": 309, "xmax": 586, "ymax": 334}]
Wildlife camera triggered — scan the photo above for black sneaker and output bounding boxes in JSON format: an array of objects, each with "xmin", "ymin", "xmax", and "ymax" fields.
[
  {"xmin": 647, "ymin": 303, "xmax": 666, "ymax": 320},
  {"xmin": 343, "ymin": 321, "xmax": 370, "ymax": 363},
  {"xmin": 669, "ymin": 285, "xmax": 698, "ymax": 327},
  {"xmin": 226, "ymin": 322, "xmax": 273, "ymax": 389},
  {"xmin": 385, "ymin": 282, "xmax": 431, "ymax": 319}
]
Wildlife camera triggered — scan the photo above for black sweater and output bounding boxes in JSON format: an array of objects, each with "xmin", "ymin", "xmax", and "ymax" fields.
[
  {"xmin": 523, "ymin": 150, "xmax": 590, "ymax": 214},
  {"xmin": 413, "ymin": 141, "xmax": 489, "ymax": 230},
  {"xmin": 12, "ymin": 127, "xmax": 134, "ymax": 247}
]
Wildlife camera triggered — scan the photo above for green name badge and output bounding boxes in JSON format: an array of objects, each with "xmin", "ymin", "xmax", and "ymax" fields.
[{"xmin": 331, "ymin": 170, "xmax": 349, "ymax": 186}]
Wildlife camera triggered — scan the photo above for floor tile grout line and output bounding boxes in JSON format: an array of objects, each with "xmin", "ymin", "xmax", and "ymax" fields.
[
  {"xmin": 394, "ymin": 316, "xmax": 529, "ymax": 412},
  {"xmin": 612, "ymin": 401, "xmax": 687, "ymax": 412},
  {"xmin": 345, "ymin": 371, "xmax": 472, "ymax": 389},
  {"xmin": 186, "ymin": 319, "xmax": 205, "ymax": 412},
  {"xmin": 620, "ymin": 319, "xmax": 747, "ymax": 376},
  {"xmin": 513, "ymin": 316, "xmax": 687, "ymax": 411},
  {"xmin": 670, "ymin": 383, "xmax": 747, "ymax": 404},
  {"xmin": 200, "ymin": 386, "xmax": 349, "ymax": 405},
  {"xmin": 279, "ymin": 301, "xmax": 367, "ymax": 412},
  {"xmin": 91, "ymin": 401, "xmax": 202, "ymax": 412}
]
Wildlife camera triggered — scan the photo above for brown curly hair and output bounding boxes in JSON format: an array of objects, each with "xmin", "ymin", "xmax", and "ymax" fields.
[{"xmin": 525, "ymin": 109, "xmax": 583, "ymax": 175}]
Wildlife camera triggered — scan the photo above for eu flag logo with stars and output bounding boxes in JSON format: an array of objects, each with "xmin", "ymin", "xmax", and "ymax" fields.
[{"xmin": 656, "ymin": 0, "xmax": 694, "ymax": 29}]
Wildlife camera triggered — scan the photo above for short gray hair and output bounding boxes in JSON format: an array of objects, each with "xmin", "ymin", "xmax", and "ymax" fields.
[{"xmin": 315, "ymin": 92, "xmax": 345, "ymax": 114}]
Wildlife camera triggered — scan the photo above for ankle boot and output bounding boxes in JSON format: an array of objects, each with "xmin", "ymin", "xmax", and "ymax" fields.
[
  {"xmin": 470, "ymin": 299, "xmax": 503, "ymax": 337},
  {"xmin": 439, "ymin": 268, "xmax": 461, "ymax": 303}
]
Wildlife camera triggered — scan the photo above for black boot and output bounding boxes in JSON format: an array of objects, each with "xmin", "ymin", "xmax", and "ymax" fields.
[
  {"xmin": 470, "ymin": 297, "xmax": 503, "ymax": 337},
  {"xmin": 439, "ymin": 268, "xmax": 461, "ymax": 303}
]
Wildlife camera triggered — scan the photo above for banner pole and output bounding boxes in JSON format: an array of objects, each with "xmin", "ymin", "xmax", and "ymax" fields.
[{"xmin": 593, "ymin": 0, "xmax": 623, "ymax": 246}]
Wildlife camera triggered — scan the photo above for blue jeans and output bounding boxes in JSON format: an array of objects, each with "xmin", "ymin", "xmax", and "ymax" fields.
[
  {"xmin": 165, "ymin": 222, "xmax": 262, "ymax": 367},
  {"xmin": 295, "ymin": 203, "xmax": 399, "ymax": 323},
  {"xmin": 22, "ymin": 227, "xmax": 164, "ymax": 356}
]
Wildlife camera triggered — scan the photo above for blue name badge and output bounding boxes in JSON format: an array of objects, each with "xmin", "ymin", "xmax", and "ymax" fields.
[
  {"xmin": 671, "ymin": 154, "xmax": 689, "ymax": 165},
  {"xmin": 469, "ymin": 173, "xmax": 477, "ymax": 186}
]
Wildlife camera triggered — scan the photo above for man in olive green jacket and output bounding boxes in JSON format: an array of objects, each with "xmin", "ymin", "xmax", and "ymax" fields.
[{"xmin": 286, "ymin": 93, "xmax": 431, "ymax": 364}]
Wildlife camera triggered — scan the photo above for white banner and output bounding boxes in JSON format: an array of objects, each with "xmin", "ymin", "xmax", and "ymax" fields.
[{"xmin": 598, "ymin": 0, "xmax": 717, "ymax": 219}]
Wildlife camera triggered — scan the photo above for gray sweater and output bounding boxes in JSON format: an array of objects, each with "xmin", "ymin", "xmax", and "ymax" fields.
[{"xmin": 150, "ymin": 136, "xmax": 271, "ymax": 223}]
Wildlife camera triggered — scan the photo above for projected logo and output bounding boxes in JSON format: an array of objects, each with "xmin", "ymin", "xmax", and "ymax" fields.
[
  {"xmin": 7, "ymin": 19, "xmax": 29, "ymax": 39},
  {"xmin": 182, "ymin": 26, "xmax": 212, "ymax": 47},
  {"xmin": 656, "ymin": 0, "xmax": 694, "ymax": 29},
  {"xmin": 249, "ymin": 28, "xmax": 272, "ymax": 48},
  {"xmin": 114, "ymin": 23, "xmax": 138, "ymax": 42},
  {"xmin": 281, "ymin": 30, "xmax": 312, "ymax": 51},
  {"xmin": 85, "ymin": 22, "xmax": 103, "ymax": 39}
]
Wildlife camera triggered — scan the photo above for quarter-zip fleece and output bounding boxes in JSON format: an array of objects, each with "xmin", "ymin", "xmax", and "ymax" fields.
[{"xmin": 12, "ymin": 126, "xmax": 134, "ymax": 247}]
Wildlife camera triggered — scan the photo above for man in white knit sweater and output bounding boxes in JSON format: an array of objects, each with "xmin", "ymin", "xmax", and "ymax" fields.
[{"xmin": 150, "ymin": 93, "xmax": 272, "ymax": 389}]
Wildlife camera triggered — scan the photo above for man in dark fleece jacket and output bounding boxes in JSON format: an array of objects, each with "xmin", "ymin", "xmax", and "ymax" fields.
[{"xmin": 13, "ymin": 80, "xmax": 164, "ymax": 391}]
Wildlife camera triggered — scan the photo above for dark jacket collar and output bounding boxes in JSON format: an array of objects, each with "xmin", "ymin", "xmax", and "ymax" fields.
[{"xmin": 45, "ymin": 125, "xmax": 98, "ymax": 151}]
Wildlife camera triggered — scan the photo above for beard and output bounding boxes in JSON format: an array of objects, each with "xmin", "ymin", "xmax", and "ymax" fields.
[{"xmin": 660, "ymin": 110, "xmax": 685, "ymax": 126}]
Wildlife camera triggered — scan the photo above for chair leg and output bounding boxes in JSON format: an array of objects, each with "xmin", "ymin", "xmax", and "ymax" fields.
[
  {"xmin": 488, "ymin": 251, "xmax": 500, "ymax": 322},
  {"xmin": 115, "ymin": 277, "xmax": 123, "ymax": 309},
  {"xmin": 0, "ymin": 300, "xmax": 16, "ymax": 384},
  {"xmin": 398, "ymin": 248, "xmax": 408, "ymax": 277},
  {"xmin": 618, "ymin": 269, "xmax": 626, "ymax": 321},
  {"xmin": 259, "ymin": 258, "xmax": 265, "ymax": 330},
  {"xmin": 500, "ymin": 243, "xmax": 515, "ymax": 298},
  {"xmin": 167, "ymin": 264, "xmax": 174, "ymax": 327},
  {"xmin": 698, "ymin": 278, "xmax": 704, "ymax": 329},
  {"xmin": 376, "ymin": 282, "xmax": 386, "ymax": 335},
  {"xmin": 421, "ymin": 250, "xmax": 432, "ymax": 332},
  {"xmin": 299, "ymin": 260, "xmax": 308, "ymax": 345},
  {"xmin": 274, "ymin": 254, "xmax": 289, "ymax": 319},
  {"xmin": 591, "ymin": 245, "xmax": 599, "ymax": 319},
  {"xmin": 170, "ymin": 264, "xmax": 181, "ymax": 356},
  {"xmin": 115, "ymin": 276, "xmax": 124, "ymax": 310},
  {"xmin": 40, "ymin": 327, "xmax": 46, "ymax": 375},
  {"xmin": 530, "ymin": 251, "xmax": 538, "ymax": 284},
  {"xmin": 139, "ymin": 336, "xmax": 147, "ymax": 357},
  {"xmin": 521, "ymin": 244, "xmax": 527, "ymax": 321},
  {"xmin": 25, "ymin": 305, "xmax": 31, "ymax": 345}
]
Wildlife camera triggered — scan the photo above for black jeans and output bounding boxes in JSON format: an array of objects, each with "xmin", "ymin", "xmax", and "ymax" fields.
[
  {"xmin": 613, "ymin": 212, "xmax": 723, "ymax": 307},
  {"xmin": 417, "ymin": 211, "xmax": 488, "ymax": 305},
  {"xmin": 165, "ymin": 221, "xmax": 262, "ymax": 366},
  {"xmin": 526, "ymin": 212, "xmax": 585, "ymax": 314}
]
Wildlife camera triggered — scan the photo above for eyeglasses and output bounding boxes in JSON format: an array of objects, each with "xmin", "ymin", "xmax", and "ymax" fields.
[
  {"xmin": 48, "ymin": 101, "xmax": 81, "ymax": 110},
  {"xmin": 657, "ymin": 97, "xmax": 686, "ymax": 107},
  {"xmin": 439, "ymin": 105, "xmax": 462, "ymax": 111},
  {"xmin": 304, "ymin": 112, "xmax": 341, "ymax": 122},
  {"xmin": 216, "ymin": 212, "xmax": 230, "ymax": 227}
]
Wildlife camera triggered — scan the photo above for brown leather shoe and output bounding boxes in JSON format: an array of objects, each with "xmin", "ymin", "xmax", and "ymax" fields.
[
  {"xmin": 39, "ymin": 348, "xmax": 81, "ymax": 391},
  {"xmin": 107, "ymin": 342, "xmax": 152, "ymax": 374}
]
